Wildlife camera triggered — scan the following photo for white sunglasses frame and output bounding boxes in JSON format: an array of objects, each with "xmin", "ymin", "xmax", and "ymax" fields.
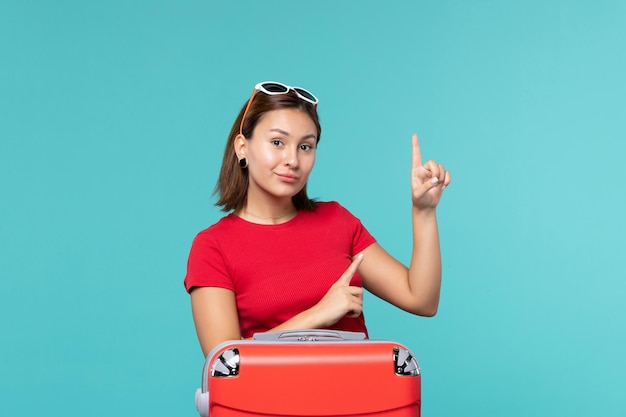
[
  {"xmin": 239, "ymin": 81, "xmax": 319, "ymax": 136},
  {"xmin": 254, "ymin": 81, "xmax": 319, "ymax": 106}
]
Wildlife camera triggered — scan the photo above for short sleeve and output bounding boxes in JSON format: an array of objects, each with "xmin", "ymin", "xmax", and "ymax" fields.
[
  {"xmin": 183, "ymin": 231, "xmax": 234, "ymax": 293},
  {"xmin": 334, "ymin": 203, "xmax": 376, "ymax": 255}
]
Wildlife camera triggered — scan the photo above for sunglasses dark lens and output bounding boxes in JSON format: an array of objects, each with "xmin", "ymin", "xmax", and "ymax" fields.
[
  {"xmin": 294, "ymin": 88, "xmax": 317, "ymax": 103},
  {"xmin": 261, "ymin": 82, "xmax": 289, "ymax": 93}
]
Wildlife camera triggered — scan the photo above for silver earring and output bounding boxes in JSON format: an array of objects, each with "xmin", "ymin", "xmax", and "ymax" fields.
[{"xmin": 238, "ymin": 158, "xmax": 248, "ymax": 169}]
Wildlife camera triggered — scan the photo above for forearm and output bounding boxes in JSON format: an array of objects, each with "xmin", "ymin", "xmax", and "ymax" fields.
[
  {"xmin": 262, "ymin": 298, "xmax": 355, "ymax": 334},
  {"xmin": 262, "ymin": 309, "xmax": 325, "ymax": 334},
  {"xmin": 408, "ymin": 206, "xmax": 442, "ymax": 316}
]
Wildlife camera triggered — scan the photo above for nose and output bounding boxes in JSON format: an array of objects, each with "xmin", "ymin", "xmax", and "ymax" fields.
[{"xmin": 284, "ymin": 146, "xmax": 299, "ymax": 168}]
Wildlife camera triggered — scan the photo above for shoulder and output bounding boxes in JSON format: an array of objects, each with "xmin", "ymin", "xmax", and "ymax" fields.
[
  {"xmin": 310, "ymin": 201, "xmax": 362, "ymax": 221},
  {"xmin": 192, "ymin": 214, "xmax": 241, "ymax": 245},
  {"xmin": 298, "ymin": 201, "xmax": 365, "ymax": 230},
  {"xmin": 310, "ymin": 201, "xmax": 350, "ymax": 217}
]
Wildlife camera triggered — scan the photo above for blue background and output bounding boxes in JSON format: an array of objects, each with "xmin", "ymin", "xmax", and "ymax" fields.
[{"xmin": 1, "ymin": 1, "xmax": 625, "ymax": 416}]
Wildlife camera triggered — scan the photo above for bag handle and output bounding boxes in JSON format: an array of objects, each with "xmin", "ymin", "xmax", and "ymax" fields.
[{"xmin": 252, "ymin": 329, "xmax": 367, "ymax": 342}]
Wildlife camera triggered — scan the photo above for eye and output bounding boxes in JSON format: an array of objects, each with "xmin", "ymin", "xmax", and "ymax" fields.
[
  {"xmin": 299, "ymin": 143, "xmax": 314, "ymax": 151},
  {"xmin": 271, "ymin": 139, "xmax": 284, "ymax": 147}
]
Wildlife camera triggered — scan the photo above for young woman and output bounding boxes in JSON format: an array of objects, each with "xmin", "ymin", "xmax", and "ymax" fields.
[{"xmin": 184, "ymin": 81, "xmax": 451, "ymax": 356}]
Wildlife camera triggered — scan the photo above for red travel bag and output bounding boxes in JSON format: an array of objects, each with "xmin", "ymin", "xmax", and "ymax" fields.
[{"xmin": 195, "ymin": 330, "xmax": 421, "ymax": 417}]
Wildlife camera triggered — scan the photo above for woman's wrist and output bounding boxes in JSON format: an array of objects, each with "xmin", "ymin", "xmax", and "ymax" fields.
[{"xmin": 412, "ymin": 204, "xmax": 437, "ymax": 220}]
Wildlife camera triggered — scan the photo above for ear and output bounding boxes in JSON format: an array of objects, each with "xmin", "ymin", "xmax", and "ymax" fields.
[{"xmin": 233, "ymin": 134, "xmax": 247, "ymax": 159}]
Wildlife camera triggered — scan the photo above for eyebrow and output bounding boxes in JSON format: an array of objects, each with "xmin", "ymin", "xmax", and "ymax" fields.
[{"xmin": 270, "ymin": 128, "xmax": 317, "ymax": 141}]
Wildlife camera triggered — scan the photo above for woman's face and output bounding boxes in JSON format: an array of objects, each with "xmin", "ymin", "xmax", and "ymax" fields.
[{"xmin": 238, "ymin": 108, "xmax": 318, "ymax": 204}]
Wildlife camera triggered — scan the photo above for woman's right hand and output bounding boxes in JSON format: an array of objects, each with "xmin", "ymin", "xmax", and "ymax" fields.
[{"xmin": 310, "ymin": 254, "xmax": 365, "ymax": 327}]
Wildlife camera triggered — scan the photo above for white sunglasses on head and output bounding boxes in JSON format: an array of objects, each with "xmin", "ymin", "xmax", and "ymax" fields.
[
  {"xmin": 239, "ymin": 81, "xmax": 319, "ymax": 135},
  {"xmin": 254, "ymin": 81, "xmax": 318, "ymax": 105}
]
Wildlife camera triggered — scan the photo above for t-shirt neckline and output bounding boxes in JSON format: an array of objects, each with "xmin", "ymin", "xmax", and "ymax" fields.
[{"xmin": 229, "ymin": 210, "xmax": 303, "ymax": 229}]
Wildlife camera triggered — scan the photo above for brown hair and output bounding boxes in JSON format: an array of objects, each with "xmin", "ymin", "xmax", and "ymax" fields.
[{"xmin": 214, "ymin": 90, "xmax": 322, "ymax": 212}]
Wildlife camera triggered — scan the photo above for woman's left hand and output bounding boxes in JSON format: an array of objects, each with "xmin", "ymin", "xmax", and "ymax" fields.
[{"xmin": 411, "ymin": 133, "xmax": 451, "ymax": 210}]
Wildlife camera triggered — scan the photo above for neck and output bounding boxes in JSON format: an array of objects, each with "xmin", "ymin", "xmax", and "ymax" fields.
[{"xmin": 240, "ymin": 185, "xmax": 300, "ymax": 224}]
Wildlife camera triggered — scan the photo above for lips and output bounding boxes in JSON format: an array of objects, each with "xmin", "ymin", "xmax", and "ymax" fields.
[{"xmin": 275, "ymin": 173, "xmax": 299, "ymax": 183}]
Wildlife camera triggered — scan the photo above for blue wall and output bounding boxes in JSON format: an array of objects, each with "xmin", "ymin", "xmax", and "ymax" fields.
[{"xmin": 1, "ymin": 1, "xmax": 625, "ymax": 416}]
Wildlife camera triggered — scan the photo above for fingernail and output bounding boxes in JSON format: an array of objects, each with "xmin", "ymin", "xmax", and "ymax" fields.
[{"xmin": 431, "ymin": 177, "xmax": 439, "ymax": 184}]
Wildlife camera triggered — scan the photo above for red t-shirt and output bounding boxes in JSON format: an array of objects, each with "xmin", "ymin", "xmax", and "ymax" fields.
[{"xmin": 184, "ymin": 201, "xmax": 376, "ymax": 338}]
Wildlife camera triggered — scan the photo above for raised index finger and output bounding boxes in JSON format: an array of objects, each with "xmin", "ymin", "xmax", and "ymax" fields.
[
  {"xmin": 335, "ymin": 253, "xmax": 364, "ymax": 286},
  {"xmin": 412, "ymin": 133, "xmax": 422, "ymax": 168}
]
